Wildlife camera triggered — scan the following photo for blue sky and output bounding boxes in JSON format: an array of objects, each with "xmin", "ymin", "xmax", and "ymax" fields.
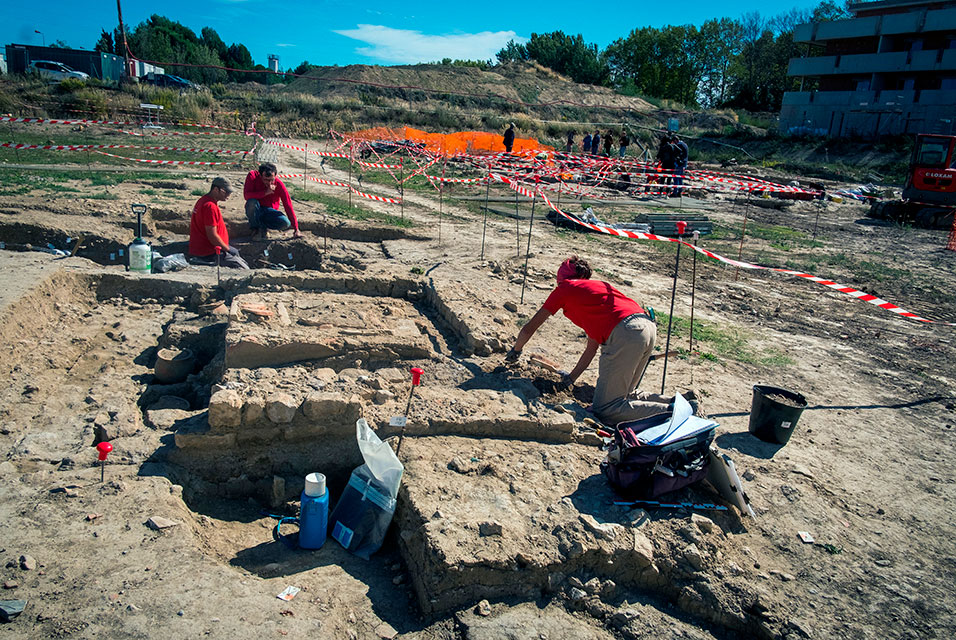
[{"xmin": 5, "ymin": 0, "xmax": 828, "ymax": 69}]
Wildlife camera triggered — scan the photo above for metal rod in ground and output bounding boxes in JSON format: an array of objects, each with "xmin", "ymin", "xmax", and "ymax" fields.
[
  {"xmin": 439, "ymin": 155, "xmax": 446, "ymax": 247},
  {"xmin": 216, "ymin": 250, "xmax": 221, "ymax": 287},
  {"xmin": 519, "ymin": 184, "xmax": 538, "ymax": 305},
  {"xmin": 303, "ymin": 143, "xmax": 308, "ymax": 190},
  {"xmin": 734, "ymin": 190, "xmax": 751, "ymax": 282},
  {"xmin": 84, "ymin": 127, "xmax": 93, "ymax": 179},
  {"xmin": 8, "ymin": 121, "xmax": 20, "ymax": 164},
  {"xmin": 348, "ymin": 143, "xmax": 353, "ymax": 209},
  {"xmin": 400, "ymin": 158, "xmax": 405, "ymax": 220},
  {"xmin": 480, "ymin": 162, "xmax": 491, "ymax": 260},
  {"xmin": 394, "ymin": 386, "xmax": 418, "ymax": 458},
  {"xmin": 690, "ymin": 230, "xmax": 699, "ymax": 355},
  {"xmin": 324, "ymin": 214, "xmax": 328, "ymax": 252},
  {"xmin": 812, "ymin": 207, "xmax": 821, "ymax": 241},
  {"xmin": 514, "ymin": 189, "xmax": 520, "ymax": 258},
  {"xmin": 100, "ymin": 459, "xmax": 105, "ymax": 483},
  {"xmin": 661, "ymin": 238, "xmax": 682, "ymax": 395}
]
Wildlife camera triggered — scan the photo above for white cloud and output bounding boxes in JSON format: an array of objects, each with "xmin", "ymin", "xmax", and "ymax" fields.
[
  {"xmin": 275, "ymin": 43, "xmax": 296, "ymax": 48},
  {"xmin": 333, "ymin": 24, "xmax": 526, "ymax": 64}
]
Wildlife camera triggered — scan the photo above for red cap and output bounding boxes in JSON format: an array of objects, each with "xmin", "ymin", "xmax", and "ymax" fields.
[
  {"xmin": 215, "ymin": 246, "xmax": 222, "ymax": 255},
  {"xmin": 96, "ymin": 441, "xmax": 113, "ymax": 461},
  {"xmin": 676, "ymin": 221, "xmax": 687, "ymax": 235},
  {"xmin": 410, "ymin": 367, "xmax": 424, "ymax": 386}
]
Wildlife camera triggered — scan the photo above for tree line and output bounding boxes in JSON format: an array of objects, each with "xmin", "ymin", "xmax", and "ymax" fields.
[
  {"xmin": 93, "ymin": 15, "xmax": 309, "ymax": 85},
  {"xmin": 498, "ymin": 1, "xmax": 852, "ymax": 111},
  {"xmin": 91, "ymin": 2, "xmax": 851, "ymax": 109}
]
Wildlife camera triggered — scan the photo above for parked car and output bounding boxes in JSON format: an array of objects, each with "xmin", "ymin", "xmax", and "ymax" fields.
[
  {"xmin": 28, "ymin": 60, "xmax": 89, "ymax": 82},
  {"xmin": 143, "ymin": 73, "xmax": 197, "ymax": 91}
]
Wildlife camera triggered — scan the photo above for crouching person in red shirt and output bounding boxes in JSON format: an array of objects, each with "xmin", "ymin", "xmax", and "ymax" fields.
[
  {"xmin": 505, "ymin": 255, "xmax": 674, "ymax": 425},
  {"xmin": 188, "ymin": 177, "xmax": 250, "ymax": 269},
  {"xmin": 243, "ymin": 162, "xmax": 301, "ymax": 240}
]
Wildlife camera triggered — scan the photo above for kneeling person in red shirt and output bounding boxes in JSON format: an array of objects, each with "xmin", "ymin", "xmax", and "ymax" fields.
[
  {"xmin": 244, "ymin": 162, "xmax": 301, "ymax": 240},
  {"xmin": 188, "ymin": 177, "xmax": 249, "ymax": 269},
  {"xmin": 506, "ymin": 255, "xmax": 675, "ymax": 425}
]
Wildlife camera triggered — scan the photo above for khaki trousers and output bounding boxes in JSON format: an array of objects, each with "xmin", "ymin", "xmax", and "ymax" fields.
[{"xmin": 592, "ymin": 314, "xmax": 671, "ymax": 425}]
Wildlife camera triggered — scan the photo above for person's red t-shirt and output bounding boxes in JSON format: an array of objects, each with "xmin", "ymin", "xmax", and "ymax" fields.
[
  {"xmin": 542, "ymin": 279, "xmax": 645, "ymax": 344},
  {"xmin": 189, "ymin": 194, "xmax": 228, "ymax": 257}
]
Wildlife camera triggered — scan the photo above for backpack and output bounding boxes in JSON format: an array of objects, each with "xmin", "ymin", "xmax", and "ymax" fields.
[{"xmin": 600, "ymin": 411, "xmax": 717, "ymax": 499}]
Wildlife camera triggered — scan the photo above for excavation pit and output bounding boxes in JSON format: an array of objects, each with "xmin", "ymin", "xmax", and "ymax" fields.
[{"xmin": 165, "ymin": 286, "xmax": 578, "ymax": 507}]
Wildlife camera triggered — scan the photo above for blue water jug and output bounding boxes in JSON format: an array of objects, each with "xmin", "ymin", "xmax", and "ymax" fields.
[{"xmin": 299, "ymin": 472, "xmax": 329, "ymax": 549}]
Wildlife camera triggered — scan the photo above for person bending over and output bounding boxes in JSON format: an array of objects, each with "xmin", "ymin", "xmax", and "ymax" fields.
[
  {"xmin": 188, "ymin": 177, "xmax": 249, "ymax": 269},
  {"xmin": 506, "ymin": 255, "xmax": 675, "ymax": 425},
  {"xmin": 243, "ymin": 162, "xmax": 302, "ymax": 240}
]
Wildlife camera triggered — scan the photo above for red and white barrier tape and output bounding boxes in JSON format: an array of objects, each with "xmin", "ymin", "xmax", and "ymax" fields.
[
  {"xmin": 485, "ymin": 173, "xmax": 952, "ymax": 327},
  {"xmin": 277, "ymin": 173, "xmax": 401, "ymax": 204}
]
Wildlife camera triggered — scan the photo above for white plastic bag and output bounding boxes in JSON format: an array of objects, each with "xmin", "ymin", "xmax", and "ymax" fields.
[
  {"xmin": 329, "ymin": 419, "xmax": 404, "ymax": 558},
  {"xmin": 355, "ymin": 417, "xmax": 403, "ymax": 499}
]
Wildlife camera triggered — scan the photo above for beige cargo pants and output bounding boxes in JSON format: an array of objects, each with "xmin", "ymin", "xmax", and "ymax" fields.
[{"xmin": 592, "ymin": 313, "xmax": 671, "ymax": 425}]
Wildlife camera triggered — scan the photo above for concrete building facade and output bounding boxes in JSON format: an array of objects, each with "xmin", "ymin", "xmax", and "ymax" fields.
[{"xmin": 780, "ymin": 0, "xmax": 956, "ymax": 138}]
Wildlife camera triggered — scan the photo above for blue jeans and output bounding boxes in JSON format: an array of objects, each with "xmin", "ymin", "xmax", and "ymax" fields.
[
  {"xmin": 672, "ymin": 165, "xmax": 686, "ymax": 195},
  {"xmin": 245, "ymin": 199, "xmax": 290, "ymax": 230}
]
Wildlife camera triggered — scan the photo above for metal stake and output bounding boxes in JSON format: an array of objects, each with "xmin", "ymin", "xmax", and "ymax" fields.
[
  {"xmin": 519, "ymin": 182, "xmax": 538, "ymax": 305},
  {"xmin": 514, "ymin": 189, "xmax": 520, "ymax": 258},
  {"xmin": 661, "ymin": 231, "xmax": 683, "ymax": 395},
  {"xmin": 690, "ymin": 230, "xmax": 699, "ymax": 355},
  {"xmin": 400, "ymin": 157, "xmax": 405, "ymax": 220},
  {"xmin": 734, "ymin": 190, "xmax": 751, "ymax": 282},
  {"xmin": 438, "ymin": 155, "xmax": 446, "ymax": 247},
  {"xmin": 480, "ymin": 161, "xmax": 491, "ymax": 260},
  {"xmin": 348, "ymin": 142, "xmax": 353, "ymax": 209},
  {"xmin": 8, "ymin": 121, "xmax": 21, "ymax": 164},
  {"xmin": 303, "ymin": 143, "xmax": 308, "ymax": 190}
]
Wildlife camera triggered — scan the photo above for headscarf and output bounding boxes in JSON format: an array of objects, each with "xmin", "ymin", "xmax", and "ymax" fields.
[{"xmin": 556, "ymin": 258, "xmax": 576, "ymax": 283}]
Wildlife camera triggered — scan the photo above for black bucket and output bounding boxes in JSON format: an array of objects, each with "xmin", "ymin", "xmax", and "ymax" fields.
[{"xmin": 748, "ymin": 384, "xmax": 808, "ymax": 445}]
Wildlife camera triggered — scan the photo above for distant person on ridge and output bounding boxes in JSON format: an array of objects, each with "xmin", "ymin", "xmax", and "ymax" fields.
[
  {"xmin": 619, "ymin": 131, "xmax": 630, "ymax": 157},
  {"xmin": 188, "ymin": 177, "xmax": 249, "ymax": 269},
  {"xmin": 603, "ymin": 130, "xmax": 613, "ymax": 156},
  {"xmin": 591, "ymin": 131, "xmax": 601, "ymax": 155},
  {"xmin": 582, "ymin": 132, "xmax": 592, "ymax": 155},
  {"xmin": 243, "ymin": 162, "xmax": 302, "ymax": 240},
  {"xmin": 566, "ymin": 130, "xmax": 575, "ymax": 153},
  {"xmin": 503, "ymin": 123, "xmax": 515, "ymax": 153}
]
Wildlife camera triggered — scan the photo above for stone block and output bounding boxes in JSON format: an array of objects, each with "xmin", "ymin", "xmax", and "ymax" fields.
[
  {"xmin": 266, "ymin": 393, "xmax": 299, "ymax": 424},
  {"xmin": 632, "ymin": 530, "xmax": 655, "ymax": 568},
  {"xmin": 242, "ymin": 396, "xmax": 266, "ymax": 426},
  {"xmin": 302, "ymin": 392, "xmax": 361, "ymax": 422},
  {"xmin": 208, "ymin": 389, "xmax": 242, "ymax": 429}
]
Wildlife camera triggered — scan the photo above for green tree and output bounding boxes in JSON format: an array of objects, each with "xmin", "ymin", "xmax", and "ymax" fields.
[
  {"xmin": 523, "ymin": 31, "xmax": 609, "ymax": 85},
  {"xmin": 496, "ymin": 39, "xmax": 528, "ymax": 63},
  {"xmin": 696, "ymin": 18, "xmax": 743, "ymax": 107},
  {"xmin": 606, "ymin": 25, "xmax": 703, "ymax": 104},
  {"xmin": 94, "ymin": 29, "xmax": 115, "ymax": 54},
  {"xmin": 201, "ymin": 27, "xmax": 228, "ymax": 60}
]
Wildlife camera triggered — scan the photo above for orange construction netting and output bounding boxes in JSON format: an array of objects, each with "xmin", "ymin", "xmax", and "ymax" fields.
[{"xmin": 350, "ymin": 126, "xmax": 554, "ymax": 155}]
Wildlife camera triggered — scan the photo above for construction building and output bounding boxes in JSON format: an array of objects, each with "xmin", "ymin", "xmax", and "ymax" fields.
[
  {"xmin": 3, "ymin": 44, "xmax": 162, "ymax": 82},
  {"xmin": 780, "ymin": 0, "xmax": 956, "ymax": 138}
]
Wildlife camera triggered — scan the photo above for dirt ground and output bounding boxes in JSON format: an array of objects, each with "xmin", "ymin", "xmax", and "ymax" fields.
[{"xmin": 0, "ymin": 143, "xmax": 954, "ymax": 640}]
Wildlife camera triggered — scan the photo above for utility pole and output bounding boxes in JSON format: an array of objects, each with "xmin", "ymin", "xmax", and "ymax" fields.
[{"xmin": 117, "ymin": 0, "xmax": 131, "ymax": 78}]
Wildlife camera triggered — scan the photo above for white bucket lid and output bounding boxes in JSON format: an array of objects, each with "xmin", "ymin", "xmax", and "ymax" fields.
[{"xmin": 304, "ymin": 472, "xmax": 326, "ymax": 497}]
